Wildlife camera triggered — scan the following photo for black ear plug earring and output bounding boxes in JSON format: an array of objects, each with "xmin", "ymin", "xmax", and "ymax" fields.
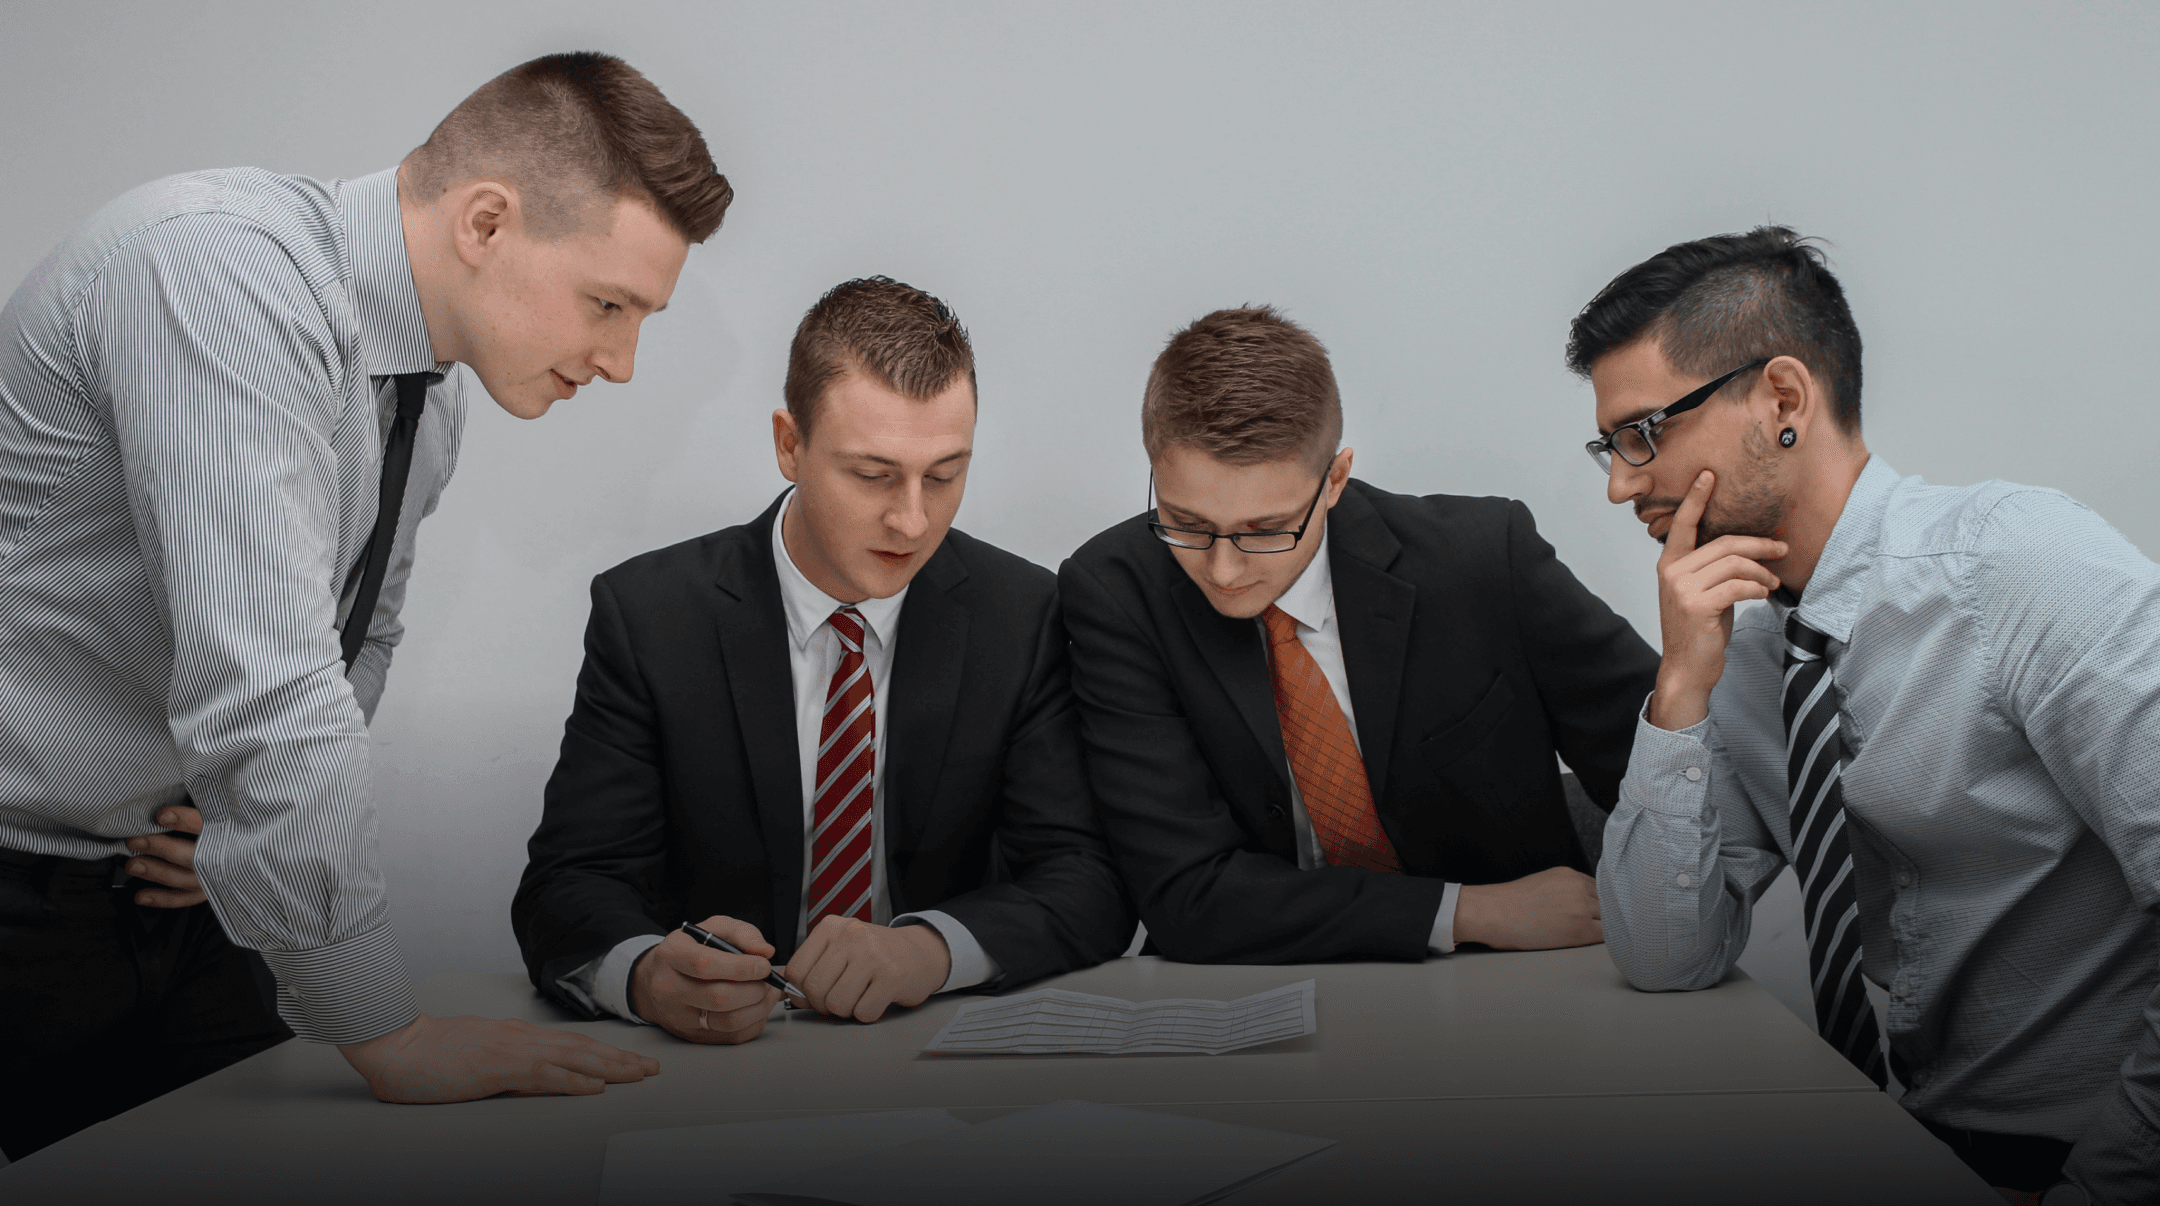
[{"xmin": 1779, "ymin": 428, "xmax": 1797, "ymax": 448}]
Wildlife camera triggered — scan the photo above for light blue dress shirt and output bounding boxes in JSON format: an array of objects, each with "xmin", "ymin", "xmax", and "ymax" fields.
[{"xmin": 1600, "ymin": 457, "xmax": 2160, "ymax": 1203}]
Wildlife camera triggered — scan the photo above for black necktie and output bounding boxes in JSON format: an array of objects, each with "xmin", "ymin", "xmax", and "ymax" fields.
[
  {"xmin": 1782, "ymin": 612, "xmax": 1889, "ymax": 1088},
  {"xmin": 341, "ymin": 373, "xmax": 431, "ymax": 670}
]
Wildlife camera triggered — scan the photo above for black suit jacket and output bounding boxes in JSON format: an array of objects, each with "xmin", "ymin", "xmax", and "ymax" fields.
[
  {"xmin": 1057, "ymin": 479, "xmax": 1658, "ymax": 964},
  {"xmin": 514, "ymin": 493, "xmax": 1134, "ymax": 1013}
]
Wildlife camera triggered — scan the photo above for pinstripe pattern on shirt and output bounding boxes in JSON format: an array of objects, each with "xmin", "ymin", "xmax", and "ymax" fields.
[
  {"xmin": 0, "ymin": 166, "xmax": 465, "ymax": 1045},
  {"xmin": 1601, "ymin": 456, "xmax": 2160, "ymax": 1203}
]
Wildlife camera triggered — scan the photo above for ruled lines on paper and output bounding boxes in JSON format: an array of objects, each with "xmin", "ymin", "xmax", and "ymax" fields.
[{"xmin": 921, "ymin": 980, "xmax": 1316, "ymax": 1055}]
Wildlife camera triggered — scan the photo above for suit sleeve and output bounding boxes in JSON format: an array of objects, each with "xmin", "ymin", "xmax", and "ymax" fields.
[
  {"xmin": 1503, "ymin": 500, "xmax": 1661, "ymax": 809},
  {"xmin": 511, "ymin": 575, "xmax": 672, "ymax": 1017},
  {"xmin": 924, "ymin": 587, "xmax": 1137, "ymax": 985},
  {"xmin": 1060, "ymin": 556, "xmax": 1444, "ymax": 964}
]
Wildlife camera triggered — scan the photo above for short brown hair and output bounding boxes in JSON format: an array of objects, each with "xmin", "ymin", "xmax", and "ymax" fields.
[
  {"xmin": 784, "ymin": 277, "xmax": 975, "ymax": 440},
  {"xmin": 1141, "ymin": 306, "xmax": 1341, "ymax": 469},
  {"xmin": 403, "ymin": 52, "xmax": 732, "ymax": 243}
]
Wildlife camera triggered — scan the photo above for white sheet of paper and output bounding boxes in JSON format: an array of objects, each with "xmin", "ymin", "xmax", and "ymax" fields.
[
  {"xmin": 729, "ymin": 1100, "xmax": 1335, "ymax": 1206},
  {"xmin": 598, "ymin": 1109, "xmax": 966, "ymax": 1205},
  {"xmin": 921, "ymin": 979, "xmax": 1316, "ymax": 1055}
]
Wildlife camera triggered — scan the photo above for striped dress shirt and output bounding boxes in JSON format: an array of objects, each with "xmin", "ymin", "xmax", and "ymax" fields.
[
  {"xmin": 1600, "ymin": 456, "xmax": 2160, "ymax": 1203},
  {"xmin": 0, "ymin": 166, "xmax": 464, "ymax": 1045}
]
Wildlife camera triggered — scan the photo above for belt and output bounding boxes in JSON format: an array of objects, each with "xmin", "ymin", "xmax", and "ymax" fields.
[{"xmin": 0, "ymin": 845, "xmax": 133, "ymax": 888}]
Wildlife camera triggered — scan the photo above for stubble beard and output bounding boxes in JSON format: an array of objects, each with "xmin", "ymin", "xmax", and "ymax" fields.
[{"xmin": 1654, "ymin": 425, "xmax": 1787, "ymax": 545}]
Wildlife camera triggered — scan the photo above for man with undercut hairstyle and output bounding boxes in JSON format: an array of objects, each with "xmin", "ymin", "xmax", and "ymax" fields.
[
  {"xmin": 513, "ymin": 277, "xmax": 1132, "ymax": 1045},
  {"xmin": 1579, "ymin": 226, "xmax": 2160, "ymax": 1204},
  {"xmin": 0, "ymin": 52, "xmax": 730, "ymax": 1156},
  {"xmin": 1059, "ymin": 306, "xmax": 1656, "ymax": 967}
]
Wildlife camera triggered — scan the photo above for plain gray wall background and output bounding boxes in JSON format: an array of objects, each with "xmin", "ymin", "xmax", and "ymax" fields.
[{"xmin": 5, "ymin": 1, "xmax": 2156, "ymax": 1034}]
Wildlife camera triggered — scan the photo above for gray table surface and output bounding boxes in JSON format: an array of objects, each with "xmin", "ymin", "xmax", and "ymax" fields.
[{"xmin": 3, "ymin": 947, "xmax": 1998, "ymax": 1204}]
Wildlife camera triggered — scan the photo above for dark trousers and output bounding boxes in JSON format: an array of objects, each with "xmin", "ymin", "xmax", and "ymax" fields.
[
  {"xmin": 0, "ymin": 847, "xmax": 292, "ymax": 1162},
  {"xmin": 1923, "ymin": 1119, "xmax": 2075, "ymax": 1193}
]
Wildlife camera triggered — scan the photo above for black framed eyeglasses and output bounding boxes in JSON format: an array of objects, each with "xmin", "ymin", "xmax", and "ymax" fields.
[
  {"xmin": 1586, "ymin": 358, "xmax": 1769, "ymax": 475},
  {"xmin": 1147, "ymin": 471, "xmax": 1328, "ymax": 554}
]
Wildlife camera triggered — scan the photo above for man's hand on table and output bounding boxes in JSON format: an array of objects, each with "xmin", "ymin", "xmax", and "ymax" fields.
[
  {"xmin": 784, "ymin": 915, "xmax": 950, "ymax": 1023},
  {"xmin": 629, "ymin": 914, "xmax": 784, "ymax": 1045},
  {"xmin": 125, "ymin": 804, "xmax": 207, "ymax": 908},
  {"xmin": 1453, "ymin": 866, "xmax": 1605, "ymax": 950},
  {"xmin": 340, "ymin": 1014, "xmax": 660, "ymax": 1102}
]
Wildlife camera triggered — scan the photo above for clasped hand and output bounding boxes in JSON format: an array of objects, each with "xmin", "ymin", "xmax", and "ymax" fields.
[
  {"xmin": 1454, "ymin": 866, "xmax": 1604, "ymax": 950},
  {"xmin": 630, "ymin": 913, "xmax": 952, "ymax": 1045}
]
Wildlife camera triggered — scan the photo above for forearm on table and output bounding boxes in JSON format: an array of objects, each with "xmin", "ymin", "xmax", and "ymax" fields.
[
  {"xmin": 511, "ymin": 860, "xmax": 672, "ymax": 1015},
  {"xmin": 1140, "ymin": 849, "xmax": 1445, "ymax": 963},
  {"xmin": 259, "ymin": 921, "xmax": 422, "ymax": 1045},
  {"xmin": 1597, "ymin": 712, "xmax": 1764, "ymax": 992},
  {"xmin": 566, "ymin": 931, "xmax": 666, "ymax": 1023},
  {"xmin": 890, "ymin": 910, "xmax": 1000, "ymax": 992},
  {"xmin": 1429, "ymin": 882, "xmax": 1462, "ymax": 953}
]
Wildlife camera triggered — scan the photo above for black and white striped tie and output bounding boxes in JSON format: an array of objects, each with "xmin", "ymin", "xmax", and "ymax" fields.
[{"xmin": 1782, "ymin": 612, "xmax": 1889, "ymax": 1088}]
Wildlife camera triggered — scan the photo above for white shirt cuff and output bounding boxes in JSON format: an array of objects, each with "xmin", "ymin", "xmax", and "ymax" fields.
[
  {"xmin": 1428, "ymin": 882, "xmax": 1463, "ymax": 954},
  {"xmin": 557, "ymin": 932, "xmax": 666, "ymax": 1024},
  {"xmin": 893, "ymin": 909, "xmax": 1002, "ymax": 992}
]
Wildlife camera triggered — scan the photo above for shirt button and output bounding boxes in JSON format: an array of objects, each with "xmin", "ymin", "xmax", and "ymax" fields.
[
  {"xmin": 1893, "ymin": 871, "xmax": 1914, "ymax": 889},
  {"xmin": 1683, "ymin": 766, "xmax": 1703, "ymax": 782},
  {"xmin": 1893, "ymin": 982, "xmax": 1911, "ymax": 1000},
  {"xmin": 1675, "ymin": 872, "xmax": 1694, "ymax": 888}
]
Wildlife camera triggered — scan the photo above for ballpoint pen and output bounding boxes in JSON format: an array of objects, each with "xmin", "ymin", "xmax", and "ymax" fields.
[{"xmin": 679, "ymin": 920, "xmax": 806, "ymax": 999}]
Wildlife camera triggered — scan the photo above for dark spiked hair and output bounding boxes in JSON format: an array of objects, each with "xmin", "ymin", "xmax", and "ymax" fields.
[{"xmin": 1567, "ymin": 226, "xmax": 1864, "ymax": 431}]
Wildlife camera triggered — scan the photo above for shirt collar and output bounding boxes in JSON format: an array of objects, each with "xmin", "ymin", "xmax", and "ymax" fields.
[
  {"xmin": 1784, "ymin": 454, "xmax": 1900, "ymax": 644},
  {"xmin": 771, "ymin": 493, "xmax": 908, "ymax": 652},
  {"xmin": 1269, "ymin": 523, "xmax": 1336, "ymax": 634},
  {"xmin": 336, "ymin": 167, "xmax": 447, "ymax": 379}
]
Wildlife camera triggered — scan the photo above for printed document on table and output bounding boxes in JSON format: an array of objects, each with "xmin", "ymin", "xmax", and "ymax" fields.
[{"xmin": 921, "ymin": 979, "xmax": 1315, "ymax": 1055}]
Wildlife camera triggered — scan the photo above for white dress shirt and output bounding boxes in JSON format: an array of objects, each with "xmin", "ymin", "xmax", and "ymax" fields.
[
  {"xmin": 1269, "ymin": 527, "xmax": 1461, "ymax": 953},
  {"xmin": 563, "ymin": 496, "xmax": 999, "ymax": 1022}
]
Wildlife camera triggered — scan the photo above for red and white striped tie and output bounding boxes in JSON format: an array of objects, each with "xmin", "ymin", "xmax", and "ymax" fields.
[{"xmin": 808, "ymin": 606, "xmax": 876, "ymax": 926}]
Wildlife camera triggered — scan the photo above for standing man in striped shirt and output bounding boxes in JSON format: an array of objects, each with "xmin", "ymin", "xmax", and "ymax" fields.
[{"xmin": 0, "ymin": 52, "xmax": 731, "ymax": 1159}]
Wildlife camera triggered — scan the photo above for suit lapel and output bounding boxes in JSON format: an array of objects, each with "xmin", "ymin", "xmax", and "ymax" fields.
[
  {"xmin": 712, "ymin": 496, "xmax": 807, "ymax": 937},
  {"xmin": 883, "ymin": 542, "xmax": 970, "ymax": 874},
  {"xmin": 1173, "ymin": 573, "xmax": 1289, "ymax": 785},
  {"xmin": 1328, "ymin": 485, "xmax": 1415, "ymax": 805}
]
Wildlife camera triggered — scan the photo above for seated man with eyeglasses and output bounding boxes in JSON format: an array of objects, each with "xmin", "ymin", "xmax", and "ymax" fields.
[
  {"xmin": 1582, "ymin": 226, "xmax": 2160, "ymax": 1206},
  {"xmin": 1058, "ymin": 306, "xmax": 1658, "ymax": 964}
]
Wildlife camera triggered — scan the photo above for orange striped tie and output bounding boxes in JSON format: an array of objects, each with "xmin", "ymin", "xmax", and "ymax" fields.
[{"xmin": 1262, "ymin": 604, "xmax": 1401, "ymax": 874}]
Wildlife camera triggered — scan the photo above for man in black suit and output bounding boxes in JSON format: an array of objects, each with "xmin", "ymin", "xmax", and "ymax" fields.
[
  {"xmin": 515, "ymin": 278, "xmax": 1132, "ymax": 1043},
  {"xmin": 1060, "ymin": 307, "xmax": 1658, "ymax": 964}
]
